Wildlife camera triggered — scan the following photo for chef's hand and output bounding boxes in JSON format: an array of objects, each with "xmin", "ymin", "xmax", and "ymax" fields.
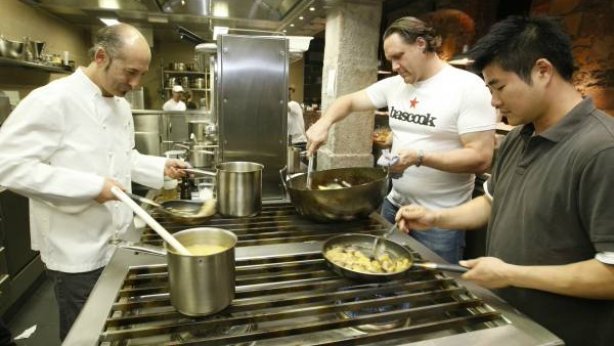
[
  {"xmin": 95, "ymin": 178, "xmax": 124, "ymax": 203},
  {"xmin": 391, "ymin": 148, "xmax": 421, "ymax": 173},
  {"xmin": 395, "ymin": 204, "xmax": 438, "ymax": 233},
  {"xmin": 459, "ymin": 257, "xmax": 515, "ymax": 289},
  {"xmin": 305, "ymin": 118, "xmax": 333, "ymax": 156},
  {"xmin": 164, "ymin": 159, "xmax": 190, "ymax": 179}
]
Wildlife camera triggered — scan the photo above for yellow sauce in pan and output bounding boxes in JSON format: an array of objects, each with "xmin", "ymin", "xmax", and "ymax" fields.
[{"xmin": 185, "ymin": 244, "xmax": 227, "ymax": 256}]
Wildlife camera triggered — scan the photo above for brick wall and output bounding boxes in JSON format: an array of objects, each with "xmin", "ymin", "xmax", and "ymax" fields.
[{"xmin": 532, "ymin": 0, "xmax": 614, "ymax": 115}]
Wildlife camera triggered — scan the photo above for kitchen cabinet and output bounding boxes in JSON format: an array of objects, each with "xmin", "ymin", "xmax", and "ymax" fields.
[
  {"xmin": 161, "ymin": 67, "xmax": 210, "ymax": 109},
  {"xmin": 0, "ymin": 189, "xmax": 45, "ymax": 316}
]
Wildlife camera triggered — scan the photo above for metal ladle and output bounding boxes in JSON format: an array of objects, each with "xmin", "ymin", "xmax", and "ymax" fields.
[{"xmin": 111, "ymin": 187, "xmax": 192, "ymax": 256}]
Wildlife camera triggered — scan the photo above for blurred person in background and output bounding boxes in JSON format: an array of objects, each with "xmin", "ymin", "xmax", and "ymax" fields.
[
  {"xmin": 185, "ymin": 90, "xmax": 198, "ymax": 110},
  {"xmin": 163, "ymin": 85, "xmax": 187, "ymax": 111},
  {"xmin": 288, "ymin": 85, "xmax": 307, "ymax": 151},
  {"xmin": 0, "ymin": 23, "xmax": 187, "ymax": 341}
]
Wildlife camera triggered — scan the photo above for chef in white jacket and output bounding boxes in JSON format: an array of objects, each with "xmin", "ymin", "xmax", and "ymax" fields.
[{"xmin": 0, "ymin": 24, "xmax": 187, "ymax": 341}]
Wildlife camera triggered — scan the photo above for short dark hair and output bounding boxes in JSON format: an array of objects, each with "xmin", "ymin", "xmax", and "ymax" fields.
[
  {"xmin": 88, "ymin": 24, "xmax": 127, "ymax": 61},
  {"xmin": 468, "ymin": 16, "xmax": 575, "ymax": 83},
  {"xmin": 383, "ymin": 16, "xmax": 442, "ymax": 53}
]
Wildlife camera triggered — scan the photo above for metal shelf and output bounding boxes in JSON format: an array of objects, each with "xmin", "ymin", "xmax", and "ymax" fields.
[
  {"xmin": 0, "ymin": 57, "xmax": 71, "ymax": 74},
  {"xmin": 163, "ymin": 87, "xmax": 210, "ymax": 91},
  {"xmin": 162, "ymin": 70, "xmax": 205, "ymax": 75}
]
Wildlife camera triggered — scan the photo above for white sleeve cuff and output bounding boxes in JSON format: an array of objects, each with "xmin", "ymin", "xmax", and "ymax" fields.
[
  {"xmin": 483, "ymin": 179, "xmax": 493, "ymax": 203},
  {"xmin": 595, "ymin": 252, "xmax": 614, "ymax": 265}
]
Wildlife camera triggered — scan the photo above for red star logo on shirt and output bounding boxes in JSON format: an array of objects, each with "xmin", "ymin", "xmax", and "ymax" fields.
[{"xmin": 409, "ymin": 97, "xmax": 419, "ymax": 108}]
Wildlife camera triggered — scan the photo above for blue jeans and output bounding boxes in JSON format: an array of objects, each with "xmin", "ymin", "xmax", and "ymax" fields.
[
  {"xmin": 380, "ymin": 198, "xmax": 465, "ymax": 263},
  {"xmin": 46, "ymin": 267, "xmax": 104, "ymax": 341}
]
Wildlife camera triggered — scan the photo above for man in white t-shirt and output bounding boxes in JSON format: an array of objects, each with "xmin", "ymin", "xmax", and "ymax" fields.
[
  {"xmin": 288, "ymin": 85, "xmax": 307, "ymax": 149},
  {"xmin": 162, "ymin": 85, "xmax": 187, "ymax": 111},
  {"xmin": 306, "ymin": 16, "xmax": 496, "ymax": 263}
]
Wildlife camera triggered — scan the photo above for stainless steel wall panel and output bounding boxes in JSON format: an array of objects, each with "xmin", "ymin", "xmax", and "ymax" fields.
[{"xmin": 217, "ymin": 35, "xmax": 288, "ymax": 200}]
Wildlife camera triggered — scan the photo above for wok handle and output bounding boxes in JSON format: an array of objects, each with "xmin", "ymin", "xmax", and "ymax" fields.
[{"xmin": 414, "ymin": 262, "xmax": 468, "ymax": 273}]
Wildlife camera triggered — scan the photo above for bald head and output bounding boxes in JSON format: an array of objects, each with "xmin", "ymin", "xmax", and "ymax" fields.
[
  {"xmin": 85, "ymin": 23, "xmax": 152, "ymax": 97},
  {"xmin": 88, "ymin": 23, "xmax": 150, "ymax": 61}
]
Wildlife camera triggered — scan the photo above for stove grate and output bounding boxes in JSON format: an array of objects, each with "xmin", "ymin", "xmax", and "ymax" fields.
[{"xmin": 99, "ymin": 252, "xmax": 507, "ymax": 345}]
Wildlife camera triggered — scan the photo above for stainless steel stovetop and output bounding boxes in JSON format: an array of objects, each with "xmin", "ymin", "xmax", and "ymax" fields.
[{"xmin": 64, "ymin": 202, "xmax": 563, "ymax": 346}]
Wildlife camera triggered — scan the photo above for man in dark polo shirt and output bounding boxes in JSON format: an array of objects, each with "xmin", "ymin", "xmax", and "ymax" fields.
[{"xmin": 394, "ymin": 16, "xmax": 614, "ymax": 346}]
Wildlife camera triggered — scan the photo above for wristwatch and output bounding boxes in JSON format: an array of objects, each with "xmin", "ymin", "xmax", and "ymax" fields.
[{"xmin": 415, "ymin": 149, "xmax": 424, "ymax": 167}]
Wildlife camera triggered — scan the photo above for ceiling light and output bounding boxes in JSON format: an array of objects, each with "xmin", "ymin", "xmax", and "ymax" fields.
[
  {"xmin": 282, "ymin": 30, "xmax": 287, "ymax": 33},
  {"xmin": 299, "ymin": 16, "xmax": 304, "ymax": 20},
  {"xmin": 98, "ymin": 0, "xmax": 120, "ymax": 9},
  {"xmin": 213, "ymin": 26, "xmax": 229, "ymax": 40},
  {"xmin": 213, "ymin": 1, "xmax": 229, "ymax": 18},
  {"xmin": 309, "ymin": 7, "xmax": 315, "ymax": 11},
  {"xmin": 99, "ymin": 17, "xmax": 120, "ymax": 26},
  {"xmin": 290, "ymin": 23, "xmax": 295, "ymax": 27}
]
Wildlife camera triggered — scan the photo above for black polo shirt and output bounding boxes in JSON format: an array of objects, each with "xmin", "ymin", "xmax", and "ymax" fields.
[{"xmin": 485, "ymin": 98, "xmax": 614, "ymax": 346}]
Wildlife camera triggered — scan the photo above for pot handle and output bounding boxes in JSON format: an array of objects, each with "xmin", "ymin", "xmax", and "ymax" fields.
[
  {"xmin": 115, "ymin": 241, "xmax": 167, "ymax": 256},
  {"xmin": 279, "ymin": 166, "xmax": 289, "ymax": 193}
]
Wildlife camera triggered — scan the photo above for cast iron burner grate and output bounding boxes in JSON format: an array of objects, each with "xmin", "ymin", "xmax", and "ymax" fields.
[
  {"xmin": 173, "ymin": 314, "xmax": 256, "ymax": 346},
  {"xmin": 336, "ymin": 284, "xmax": 412, "ymax": 332},
  {"xmin": 140, "ymin": 202, "xmax": 390, "ymax": 247},
  {"xmin": 98, "ymin": 252, "xmax": 508, "ymax": 345}
]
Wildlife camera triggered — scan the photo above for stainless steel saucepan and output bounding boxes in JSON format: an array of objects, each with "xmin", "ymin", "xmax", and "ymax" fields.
[{"xmin": 118, "ymin": 227, "xmax": 237, "ymax": 316}]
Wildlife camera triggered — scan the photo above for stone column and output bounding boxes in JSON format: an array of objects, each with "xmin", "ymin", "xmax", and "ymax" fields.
[{"xmin": 317, "ymin": 0, "xmax": 383, "ymax": 170}]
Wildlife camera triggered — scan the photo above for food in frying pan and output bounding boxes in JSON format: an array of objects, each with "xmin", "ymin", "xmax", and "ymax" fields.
[
  {"xmin": 197, "ymin": 198, "xmax": 216, "ymax": 216},
  {"xmin": 318, "ymin": 182, "xmax": 344, "ymax": 190},
  {"xmin": 167, "ymin": 199, "xmax": 216, "ymax": 217},
  {"xmin": 325, "ymin": 245, "xmax": 411, "ymax": 274},
  {"xmin": 318, "ymin": 179, "xmax": 352, "ymax": 190}
]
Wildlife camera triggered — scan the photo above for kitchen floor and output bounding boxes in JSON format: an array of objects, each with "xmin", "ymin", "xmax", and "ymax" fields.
[{"xmin": 7, "ymin": 277, "xmax": 60, "ymax": 346}]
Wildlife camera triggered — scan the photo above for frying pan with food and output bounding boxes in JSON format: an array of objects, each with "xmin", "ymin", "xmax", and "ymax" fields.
[
  {"xmin": 322, "ymin": 233, "xmax": 467, "ymax": 281},
  {"xmin": 125, "ymin": 192, "xmax": 216, "ymax": 225}
]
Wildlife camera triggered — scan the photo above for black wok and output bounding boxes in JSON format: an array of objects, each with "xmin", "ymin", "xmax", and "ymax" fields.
[
  {"xmin": 126, "ymin": 192, "xmax": 216, "ymax": 225},
  {"xmin": 322, "ymin": 233, "xmax": 467, "ymax": 281},
  {"xmin": 281, "ymin": 167, "xmax": 388, "ymax": 221}
]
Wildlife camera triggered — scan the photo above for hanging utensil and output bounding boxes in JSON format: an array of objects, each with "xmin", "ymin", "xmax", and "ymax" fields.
[{"xmin": 111, "ymin": 187, "xmax": 192, "ymax": 256}]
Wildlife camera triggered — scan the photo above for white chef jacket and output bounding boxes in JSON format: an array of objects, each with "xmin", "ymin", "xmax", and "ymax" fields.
[
  {"xmin": 288, "ymin": 100, "xmax": 306, "ymax": 143},
  {"xmin": 162, "ymin": 99, "xmax": 186, "ymax": 111},
  {"xmin": 0, "ymin": 68, "xmax": 167, "ymax": 273}
]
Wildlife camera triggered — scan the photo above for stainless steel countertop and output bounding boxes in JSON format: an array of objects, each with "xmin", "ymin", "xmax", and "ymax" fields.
[{"xmin": 64, "ymin": 215, "xmax": 563, "ymax": 346}]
